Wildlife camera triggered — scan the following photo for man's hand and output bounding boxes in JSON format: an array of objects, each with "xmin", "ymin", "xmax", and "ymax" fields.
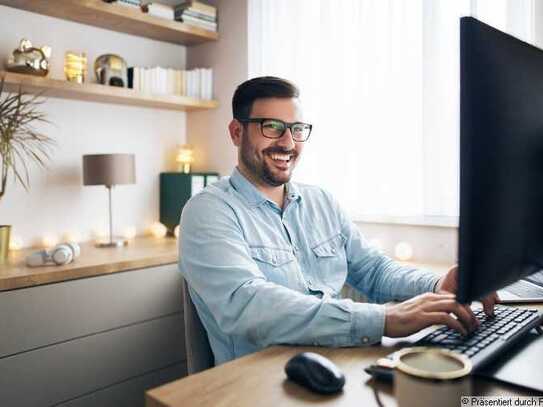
[
  {"xmin": 384, "ymin": 292, "xmax": 479, "ymax": 337},
  {"xmin": 436, "ymin": 265, "xmax": 499, "ymax": 317}
]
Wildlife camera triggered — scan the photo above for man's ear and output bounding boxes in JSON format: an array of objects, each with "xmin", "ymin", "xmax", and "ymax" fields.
[{"xmin": 229, "ymin": 119, "xmax": 243, "ymax": 147}]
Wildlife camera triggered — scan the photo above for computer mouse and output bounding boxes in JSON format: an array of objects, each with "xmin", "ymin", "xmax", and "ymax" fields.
[{"xmin": 284, "ymin": 352, "xmax": 346, "ymax": 394}]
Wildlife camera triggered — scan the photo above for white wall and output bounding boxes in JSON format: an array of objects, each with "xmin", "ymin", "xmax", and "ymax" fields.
[
  {"xmin": 0, "ymin": 5, "xmax": 188, "ymax": 248},
  {"xmin": 186, "ymin": 0, "xmax": 248, "ymax": 176}
]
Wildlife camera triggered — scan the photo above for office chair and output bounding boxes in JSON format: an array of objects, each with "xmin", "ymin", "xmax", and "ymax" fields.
[{"xmin": 182, "ymin": 278, "xmax": 215, "ymax": 374}]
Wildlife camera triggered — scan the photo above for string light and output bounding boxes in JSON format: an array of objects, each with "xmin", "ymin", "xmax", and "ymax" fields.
[
  {"xmin": 122, "ymin": 226, "xmax": 137, "ymax": 240},
  {"xmin": 63, "ymin": 231, "xmax": 81, "ymax": 243},
  {"xmin": 9, "ymin": 236, "xmax": 23, "ymax": 250},
  {"xmin": 150, "ymin": 222, "xmax": 167, "ymax": 238},
  {"xmin": 42, "ymin": 235, "xmax": 59, "ymax": 248},
  {"xmin": 174, "ymin": 225, "xmax": 180, "ymax": 239},
  {"xmin": 394, "ymin": 242, "xmax": 414, "ymax": 261}
]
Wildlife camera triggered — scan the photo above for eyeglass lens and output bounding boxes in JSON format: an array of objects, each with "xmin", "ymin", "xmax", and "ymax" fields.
[{"xmin": 261, "ymin": 119, "xmax": 310, "ymax": 141}]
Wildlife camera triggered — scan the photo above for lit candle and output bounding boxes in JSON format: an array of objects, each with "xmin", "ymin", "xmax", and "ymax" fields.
[{"xmin": 150, "ymin": 222, "xmax": 167, "ymax": 238}]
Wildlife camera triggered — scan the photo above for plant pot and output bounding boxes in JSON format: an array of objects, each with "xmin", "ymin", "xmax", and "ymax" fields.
[{"xmin": 0, "ymin": 225, "xmax": 11, "ymax": 265}]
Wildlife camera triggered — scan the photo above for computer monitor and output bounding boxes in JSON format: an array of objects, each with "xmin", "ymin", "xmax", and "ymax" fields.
[{"xmin": 457, "ymin": 17, "xmax": 543, "ymax": 303}]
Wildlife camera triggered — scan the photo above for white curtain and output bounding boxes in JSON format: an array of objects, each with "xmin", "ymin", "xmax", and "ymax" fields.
[{"xmin": 248, "ymin": 0, "xmax": 534, "ymax": 219}]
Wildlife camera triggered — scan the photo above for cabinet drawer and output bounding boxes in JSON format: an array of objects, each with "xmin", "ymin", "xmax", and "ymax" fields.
[
  {"xmin": 57, "ymin": 363, "xmax": 186, "ymax": 407},
  {"xmin": 0, "ymin": 313, "xmax": 185, "ymax": 407},
  {"xmin": 0, "ymin": 264, "xmax": 182, "ymax": 358}
]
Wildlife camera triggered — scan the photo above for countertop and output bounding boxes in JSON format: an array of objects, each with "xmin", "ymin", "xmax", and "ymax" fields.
[{"xmin": 0, "ymin": 236, "xmax": 178, "ymax": 291}]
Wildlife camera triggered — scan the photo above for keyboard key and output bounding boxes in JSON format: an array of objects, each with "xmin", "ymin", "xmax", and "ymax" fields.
[{"xmin": 415, "ymin": 306, "xmax": 541, "ymax": 370}]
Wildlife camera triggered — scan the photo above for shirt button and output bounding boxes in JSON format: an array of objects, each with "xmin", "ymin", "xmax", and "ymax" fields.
[
  {"xmin": 331, "ymin": 248, "xmax": 336, "ymax": 254},
  {"xmin": 362, "ymin": 336, "xmax": 369, "ymax": 344}
]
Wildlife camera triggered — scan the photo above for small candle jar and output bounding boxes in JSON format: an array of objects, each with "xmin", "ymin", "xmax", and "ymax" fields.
[{"xmin": 64, "ymin": 51, "xmax": 87, "ymax": 83}]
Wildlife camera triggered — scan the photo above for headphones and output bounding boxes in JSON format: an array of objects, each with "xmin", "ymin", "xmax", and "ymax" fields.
[{"xmin": 25, "ymin": 242, "xmax": 81, "ymax": 267}]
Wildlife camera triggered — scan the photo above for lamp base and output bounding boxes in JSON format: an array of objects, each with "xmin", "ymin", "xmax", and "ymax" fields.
[{"xmin": 95, "ymin": 237, "xmax": 128, "ymax": 248}]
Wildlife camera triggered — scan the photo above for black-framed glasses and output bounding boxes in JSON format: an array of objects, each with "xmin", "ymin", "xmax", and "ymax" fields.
[{"xmin": 237, "ymin": 118, "xmax": 313, "ymax": 142}]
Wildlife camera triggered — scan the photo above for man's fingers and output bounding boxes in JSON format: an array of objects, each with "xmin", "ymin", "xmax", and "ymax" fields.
[
  {"xmin": 427, "ymin": 312, "xmax": 468, "ymax": 336},
  {"xmin": 481, "ymin": 292, "xmax": 499, "ymax": 317},
  {"xmin": 424, "ymin": 299, "xmax": 478, "ymax": 332}
]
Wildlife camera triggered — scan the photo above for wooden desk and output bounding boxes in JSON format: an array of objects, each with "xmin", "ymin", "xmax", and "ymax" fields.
[{"xmin": 147, "ymin": 304, "xmax": 543, "ymax": 407}]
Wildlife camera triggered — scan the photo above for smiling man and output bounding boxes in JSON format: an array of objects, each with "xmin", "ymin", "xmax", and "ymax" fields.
[{"xmin": 179, "ymin": 76, "xmax": 497, "ymax": 366}]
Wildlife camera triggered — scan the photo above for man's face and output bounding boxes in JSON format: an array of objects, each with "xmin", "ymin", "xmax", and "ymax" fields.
[{"xmin": 235, "ymin": 97, "xmax": 305, "ymax": 187}]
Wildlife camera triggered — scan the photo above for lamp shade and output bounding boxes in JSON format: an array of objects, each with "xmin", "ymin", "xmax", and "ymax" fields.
[{"xmin": 82, "ymin": 154, "xmax": 136, "ymax": 186}]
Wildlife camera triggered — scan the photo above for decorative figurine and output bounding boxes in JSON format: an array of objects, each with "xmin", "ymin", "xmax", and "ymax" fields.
[
  {"xmin": 5, "ymin": 39, "xmax": 51, "ymax": 77},
  {"xmin": 64, "ymin": 51, "xmax": 87, "ymax": 83},
  {"xmin": 94, "ymin": 54, "xmax": 127, "ymax": 87}
]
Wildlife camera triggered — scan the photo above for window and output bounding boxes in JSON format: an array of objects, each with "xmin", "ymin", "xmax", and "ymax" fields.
[{"xmin": 248, "ymin": 0, "xmax": 534, "ymax": 220}]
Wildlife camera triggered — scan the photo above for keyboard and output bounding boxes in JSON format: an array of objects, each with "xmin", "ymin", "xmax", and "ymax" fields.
[
  {"xmin": 415, "ymin": 305, "xmax": 542, "ymax": 371},
  {"xmin": 504, "ymin": 279, "xmax": 543, "ymax": 298}
]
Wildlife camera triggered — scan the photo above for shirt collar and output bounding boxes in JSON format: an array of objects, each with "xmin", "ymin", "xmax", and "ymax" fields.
[{"xmin": 229, "ymin": 167, "xmax": 302, "ymax": 207}]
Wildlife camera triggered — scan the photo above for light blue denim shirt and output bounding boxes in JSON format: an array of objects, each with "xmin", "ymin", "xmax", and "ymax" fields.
[{"xmin": 179, "ymin": 168, "xmax": 440, "ymax": 365}]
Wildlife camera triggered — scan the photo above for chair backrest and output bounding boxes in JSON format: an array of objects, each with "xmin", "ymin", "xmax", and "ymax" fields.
[{"xmin": 182, "ymin": 278, "xmax": 214, "ymax": 374}]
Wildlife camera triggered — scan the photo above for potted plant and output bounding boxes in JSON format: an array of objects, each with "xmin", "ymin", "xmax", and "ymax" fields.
[{"xmin": 0, "ymin": 76, "xmax": 54, "ymax": 263}]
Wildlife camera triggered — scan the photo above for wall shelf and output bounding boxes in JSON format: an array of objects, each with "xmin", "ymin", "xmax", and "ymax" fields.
[
  {"xmin": 0, "ymin": 0, "xmax": 218, "ymax": 46},
  {"xmin": 1, "ymin": 71, "xmax": 219, "ymax": 112}
]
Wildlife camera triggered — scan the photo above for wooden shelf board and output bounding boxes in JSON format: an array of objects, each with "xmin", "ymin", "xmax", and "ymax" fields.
[
  {"xmin": 0, "ymin": 0, "xmax": 218, "ymax": 45},
  {"xmin": 1, "ymin": 71, "xmax": 218, "ymax": 112}
]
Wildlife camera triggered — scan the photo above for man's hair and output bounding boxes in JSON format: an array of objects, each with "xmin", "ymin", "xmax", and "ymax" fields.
[{"xmin": 232, "ymin": 76, "xmax": 300, "ymax": 120}]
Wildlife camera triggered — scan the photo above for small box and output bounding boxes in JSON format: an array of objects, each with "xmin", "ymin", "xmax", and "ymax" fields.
[{"xmin": 160, "ymin": 172, "xmax": 219, "ymax": 233}]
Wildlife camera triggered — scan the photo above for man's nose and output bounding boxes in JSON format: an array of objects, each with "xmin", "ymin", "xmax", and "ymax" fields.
[{"xmin": 277, "ymin": 127, "xmax": 296, "ymax": 149}]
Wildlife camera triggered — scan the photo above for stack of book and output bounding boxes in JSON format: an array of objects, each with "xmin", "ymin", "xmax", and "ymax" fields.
[
  {"xmin": 117, "ymin": 0, "xmax": 141, "ymax": 9},
  {"xmin": 128, "ymin": 67, "xmax": 213, "ymax": 100},
  {"xmin": 174, "ymin": 1, "xmax": 217, "ymax": 32},
  {"xmin": 142, "ymin": 3, "xmax": 174, "ymax": 20}
]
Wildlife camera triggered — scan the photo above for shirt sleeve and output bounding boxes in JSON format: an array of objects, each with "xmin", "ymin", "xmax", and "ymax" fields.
[
  {"xmin": 179, "ymin": 192, "xmax": 386, "ymax": 348},
  {"xmin": 330, "ymin": 198, "xmax": 441, "ymax": 303}
]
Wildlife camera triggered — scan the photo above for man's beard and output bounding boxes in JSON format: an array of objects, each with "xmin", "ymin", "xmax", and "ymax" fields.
[{"xmin": 240, "ymin": 133, "xmax": 297, "ymax": 187}]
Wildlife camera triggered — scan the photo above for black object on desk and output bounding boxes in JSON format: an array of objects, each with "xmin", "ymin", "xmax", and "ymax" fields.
[
  {"xmin": 285, "ymin": 352, "xmax": 346, "ymax": 394},
  {"xmin": 160, "ymin": 172, "xmax": 219, "ymax": 233}
]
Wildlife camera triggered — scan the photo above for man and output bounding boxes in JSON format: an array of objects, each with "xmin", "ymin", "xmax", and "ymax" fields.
[{"xmin": 179, "ymin": 76, "xmax": 497, "ymax": 365}]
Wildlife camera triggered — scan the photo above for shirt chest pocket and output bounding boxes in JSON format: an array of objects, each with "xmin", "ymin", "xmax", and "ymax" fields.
[
  {"xmin": 311, "ymin": 233, "xmax": 348, "ymax": 294},
  {"xmin": 249, "ymin": 247, "xmax": 304, "ymax": 290}
]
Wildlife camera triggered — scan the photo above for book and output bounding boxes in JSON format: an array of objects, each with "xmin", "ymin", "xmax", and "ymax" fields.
[
  {"xmin": 143, "ymin": 3, "xmax": 174, "ymax": 20},
  {"xmin": 125, "ymin": 66, "xmax": 211, "ymax": 98},
  {"xmin": 174, "ymin": 1, "xmax": 216, "ymax": 18},
  {"xmin": 177, "ymin": 14, "xmax": 217, "ymax": 31},
  {"xmin": 118, "ymin": 0, "xmax": 141, "ymax": 8},
  {"xmin": 174, "ymin": 8, "xmax": 217, "ymax": 22}
]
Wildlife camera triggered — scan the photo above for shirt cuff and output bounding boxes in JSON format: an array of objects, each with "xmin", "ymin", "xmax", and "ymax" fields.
[
  {"xmin": 431, "ymin": 275, "xmax": 442, "ymax": 293},
  {"xmin": 350, "ymin": 302, "xmax": 386, "ymax": 345}
]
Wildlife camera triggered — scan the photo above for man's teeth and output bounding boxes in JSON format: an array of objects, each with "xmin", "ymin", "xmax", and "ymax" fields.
[{"xmin": 269, "ymin": 153, "xmax": 292, "ymax": 161}]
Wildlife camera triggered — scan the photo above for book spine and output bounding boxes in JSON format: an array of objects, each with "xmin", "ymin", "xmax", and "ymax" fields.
[
  {"xmin": 178, "ymin": 15, "xmax": 217, "ymax": 30},
  {"xmin": 174, "ymin": 8, "xmax": 216, "ymax": 21},
  {"xmin": 174, "ymin": 1, "xmax": 217, "ymax": 17},
  {"xmin": 146, "ymin": 4, "xmax": 174, "ymax": 20}
]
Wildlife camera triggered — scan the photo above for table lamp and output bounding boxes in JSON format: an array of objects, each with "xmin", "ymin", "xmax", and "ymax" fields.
[
  {"xmin": 176, "ymin": 144, "xmax": 194, "ymax": 173},
  {"xmin": 83, "ymin": 154, "xmax": 136, "ymax": 247}
]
